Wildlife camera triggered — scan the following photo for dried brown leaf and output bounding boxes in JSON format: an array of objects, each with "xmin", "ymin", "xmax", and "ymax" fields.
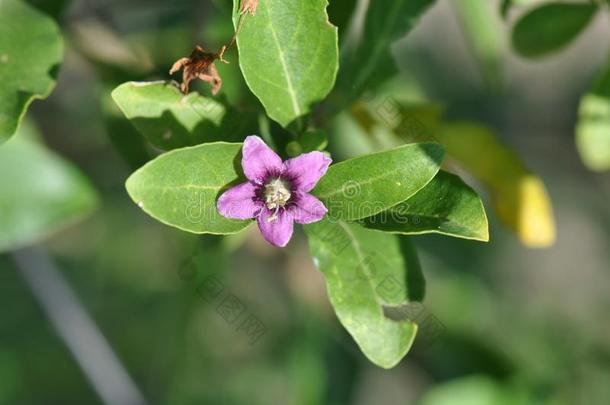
[
  {"xmin": 240, "ymin": 0, "xmax": 259, "ymax": 15},
  {"xmin": 169, "ymin": 45, "xmax": 228, "ymax": 95}
]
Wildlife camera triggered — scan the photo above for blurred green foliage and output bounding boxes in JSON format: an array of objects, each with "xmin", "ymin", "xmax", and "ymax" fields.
[{"xmin": 1, "ymin": 0, "xmax": 609, "ymax": 404}]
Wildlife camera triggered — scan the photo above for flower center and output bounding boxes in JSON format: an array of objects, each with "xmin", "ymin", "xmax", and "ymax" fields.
[{"xmin": 264, "ymin": 177, "xmax": 291, "ymax": 211}]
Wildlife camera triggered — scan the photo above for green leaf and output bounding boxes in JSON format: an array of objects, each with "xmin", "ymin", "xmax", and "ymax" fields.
[
  {"xmin": 102, "ymin": 86, "xmax": 152, "ymax": 170},
  {"xmin": 312, "ymin": 143, "xmax": 444, "ymax": 221},
  {"xmin": 367, "ymin": 99, "xmax": 555, "ymax": 248},
  {"xmin": 0, "ymin": 124, "xmax": 98, "ymax": 252},
  {"xmin": 437, "ymin": 122, "xmax": 555, "ymax": 248},
  {"xmin": 337, "ymin": 0, "xmax": 435, "ymax": 102},
  {"xmin": 125, "ymin": 142, "xmax": 251, "ymax": 235},
  {"xmin": 511, "ymin": 2, "xmax": 597, "ymax": 58},
  {"xmin": 576, "ymin": 63, "xmax": 610, "ymax": 172},
  {"xmin": 112, "ymin": 81, "xmax": 254, "ymax": 150},
  {"xmin": 453, "ymin": 0, "xmax": 504, "ymax": 91},
  {"xmin": 232, "ymin": 0, "xmax": 339, "ymax": 128},
  {"xmin": 305, "ymin": 219, "xmax": 424, "ymax": 368},
  {"xmin": 0, "ymin": 0, "xmax": 63, "ymax": 143},
  {"xmin": 361, "ymin": 171, "xmax": 489, "ymax": 241}
]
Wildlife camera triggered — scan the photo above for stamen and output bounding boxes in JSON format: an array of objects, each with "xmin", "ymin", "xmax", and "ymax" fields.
[{"xmin": 263, "ymin": 178, "xmax": 292, "ymax": 213}]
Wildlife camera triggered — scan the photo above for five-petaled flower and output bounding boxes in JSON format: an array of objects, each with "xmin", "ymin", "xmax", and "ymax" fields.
[{"xmin": 217, "ymin": 136, "xmax": 331, "ymax": 247}]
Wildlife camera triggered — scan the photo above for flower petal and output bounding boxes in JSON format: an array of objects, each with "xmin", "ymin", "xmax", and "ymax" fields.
[
  {"xmin": 257, "ymin": 209, "xmax": 294, "ymax": 247},
  {"xmin": 283, "ymin": 151, "xmax": 332, "ymax": 192},
  {"xmin": 242, "ymin": 135, "xmax": 283, "ymax": 182},
  {"xmin": 217, "ymin": 182, "xmax": 262, "ymax": 219},
  {"xmin": 290, "ymin": 193, "xmax": 327, "ymax": 224}
]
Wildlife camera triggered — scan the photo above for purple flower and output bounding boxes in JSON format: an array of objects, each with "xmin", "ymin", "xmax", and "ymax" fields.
[{"xmin": 217, "ymin": 136, "xmax": 331, "ymax": 247}]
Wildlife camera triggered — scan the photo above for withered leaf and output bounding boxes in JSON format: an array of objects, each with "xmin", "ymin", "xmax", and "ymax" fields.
[
  {"xmin": 169, "ymin": 45, "xmax": 227, "ymax": 95},
  {"xmin": 240, "ymin": 0, "xmax": 259, "ymax": 15}
]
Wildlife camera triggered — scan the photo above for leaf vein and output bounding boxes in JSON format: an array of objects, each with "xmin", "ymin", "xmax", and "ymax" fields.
[
  {"xmin": 337, "ymin": 222, "xmax": 383, "ymax": 310},
  {"xmin": 262, "ymin": 0, "xmax": 302, "ymax": 119}
]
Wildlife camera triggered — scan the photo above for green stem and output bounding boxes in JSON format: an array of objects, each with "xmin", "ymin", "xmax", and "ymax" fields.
[{"xmin": 452, "ymin": 0, "xmax": 505, "ymax": 94}]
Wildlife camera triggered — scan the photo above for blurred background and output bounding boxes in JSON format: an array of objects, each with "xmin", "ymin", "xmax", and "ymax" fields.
[{"xmin": 1, "ymin": 0, "xmax": 610, "ymax": 404}]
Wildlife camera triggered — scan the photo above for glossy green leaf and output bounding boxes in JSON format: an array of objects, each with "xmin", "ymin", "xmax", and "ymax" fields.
[
  {"xmin": 305, "ymin": 219, "xmax": 424, "ymax": 368},
  {"xmin": 232, "ymin": 0, "xmax": 339, "ymax": 128},
  {"xmin": 337, "ymin": 0, "xmax": 435, "ymax": 101},
  {"xmin": 0, "ymin": 125, "xmax": 98, "ymax": 252},
  {"xmin": 361, "ymin": 171, "xmax": 489, "ymax": 241},
  {"xmin": 0, "ymin": 0, "xmax": 63, "ymax": 143},
  {"xmin": 312, "ymin": 143, "xmax": 444, "ymax": 221},
  {"xmin": 125, "ymin": 142, "xmax": 251, "ymax": 235},
  {"xmin": 576, "ymin": 64, "xmax": 610, "ymax": 172},
  {"xmin": 112, "ymin": 81, "xmax": 254, "ymax": 150},
  {"xmin": 371, "ymin": 99, "xmax": 555, "ymax": 248},
  {"xmin": 511, "ymin": 2, "xmax": 597, "ymax": 58},
  {"xmin": 437, "ymin": 122, "xmax": 555, "ymax": 248}
]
